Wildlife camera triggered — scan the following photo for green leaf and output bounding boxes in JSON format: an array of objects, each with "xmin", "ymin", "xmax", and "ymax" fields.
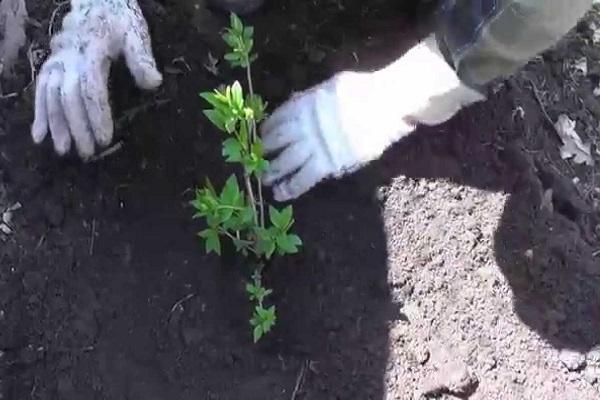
[
  {"xmin": 222, "ymin": 138, "xmax": 243, "ymax": 163},
  {"xmin": 243, "ymin": 153, "xmax": 269, "ymax": 177},
  {"xmin": 224, "ymin": 52, "xmax": 240, "ymax": 62},
  {"xmin": 269, "ymin": 205, "xmax": 293, "ymax": 230},
  {"xmin": 268, "ymin": 206, "xmax": 281, "ymax": 229},
  {"xmin": 230, "ymin": 81, "xmax": 244, "ymax": 110},
  {"xmin": 204, "ymin": 177, "xmax": 218, "ymax": 197},
  {"xmin": 232, "ymin": 238, "xmax": 249, "ymax": 254},
  {"xmin": 246, "ymin": 282, "xmax": 257, "ymax": 296},
  {"xmin": 230, "ymin": 13, "xmax": 243, "ymax": 33},
  {"xmin": 203, "ymin": 109, "xmax": 227, "ymax": 132},
  {"xmin": 222, "ymin": 31, "xmax": 238, "ymax": 48},
  {"xmin": 190, "ymin": 187, "xmax": 219, "ymax": 218},
  {"xmin": 260, "ymin": 305, "xmax": 276, "ymax": 330},
  {"xmin": 251, "ymin": 140, "xmax": 264, "ymax": 159},
  {"xmin": 276, "ymin": 233, "xmax": 302, "ymax": 255},
  {"xmin": 246, "ymin": 94, "xmax": 266, "ymax": 122},
  {"xmin": 221, "ymin": 214, "xmax": 239, "ymax": 230},
  {"xmin": 280, "ymin": 205, "xmax": 293, "ymax": 230},
  {"xmin": 205, "ymin": 214, "xmax": 220, "ymax": 228},
  {"xmin": 224, "ymin": 117, "xmax": 238, "ymax": 134},
  {"xmin": 255, "ymin": 227, "xmax": 276, "ymax": 259},
  {"xmin": 240, "ymin": 204, "xmax": 255, "ymax": 225},
  {"xmin": 243, "ymin": 26, "xmax": 254, "ymax": 41},
  {"xmin": 246, "ymin": 283, "xmax": 273, "ymax": 303},
  {"xmin": 217, "ymin": 208, "xmax": 234, "ymax": 224},
  {"xmin": 189, "ymin": 198, "xmax": 204, "ymax": 212},
  {"xmin": 254, "ymin": 159, "xmax": 269, "ymax": 178},
  {"xmin": 253, "ymin": 325, "xmax": 263, "ymax": 343},
  {"xmin": 200, "ymin": 91, "xmax": 228, "ymax": 110},
  {"xmin": 220, "ymin": 175, "xmax": 241, "ymax": 206},
  {"xmin": 199, "ymin": 229, "xmax": 221, "ymax": 255}
]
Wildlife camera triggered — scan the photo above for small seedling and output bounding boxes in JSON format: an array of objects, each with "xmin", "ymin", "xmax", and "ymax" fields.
[{"xmin": 191, "ymin": 13, "xmax": 302, "ymax": 343}]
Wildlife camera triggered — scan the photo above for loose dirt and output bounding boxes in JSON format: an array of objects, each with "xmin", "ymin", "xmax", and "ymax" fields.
[{"xmin": 1, "ymin": 1, "xmax": 598, "ymax": 399}]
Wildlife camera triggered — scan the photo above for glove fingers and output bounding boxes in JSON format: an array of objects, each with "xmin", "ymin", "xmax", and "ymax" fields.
[
  {"xmin": 260, "ymin": 119, "xmax": 303, "ymax": 154},
  {"xmin": 31, "ymin": 66, "xmax": 51, "ymax": 144},
  {"xmin": 123, "ymin": 23, "xmax": 162, "ymax": 90},
  {"xmin": 46, "ymin": 67, "xmax": 72, "ymax": 155},
  {"xmin": 263, "ymin": 142, "xmax": 311, "ymax": 186},
  {"xmin": 272, "ymin": 160, "xmax": 324, "ymax": 202},
  {"xmin": 260, "ymin": 96, "xmax": 305, "ymax": 140},
  {"xmin": 80, "ymin": 55, "xmax": 113, "ymax": 147},
  {"xmin": 61, "ymin": 62, "xmax": 95, "ymax": 158}
]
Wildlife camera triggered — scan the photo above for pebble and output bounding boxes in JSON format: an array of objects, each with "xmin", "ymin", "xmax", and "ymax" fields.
[
  {"xmin": 559, "ymin": 349, "xmax": 586, "ymax": 371},
  {"xmin": 0, "ymin": 223, "xmax": 11, "ymax": 235},
  {"xmin": 414, "ymin": 347, "xmax": 430, "ymax": 365},
  {"xmin": 583, "ymin": 366, "xmax": 600, "ymax": 384},
  {"xmin": 587, "ymin": 345, "xmax": 600, "ymax": 365},
  {"xmin": 423, "ymin": 362, "xmax": 479, "ymax": 397}
]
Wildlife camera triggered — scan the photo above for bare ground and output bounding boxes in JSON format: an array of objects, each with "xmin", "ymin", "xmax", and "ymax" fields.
[{"xmin": 0, "ymin": 1, "xmax": 599, "ymax": 399}]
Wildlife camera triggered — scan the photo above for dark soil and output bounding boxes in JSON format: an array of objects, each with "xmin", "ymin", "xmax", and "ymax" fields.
[{"xmin": 1, "ymin": 1, "xmax": 599, "ymax": 399}]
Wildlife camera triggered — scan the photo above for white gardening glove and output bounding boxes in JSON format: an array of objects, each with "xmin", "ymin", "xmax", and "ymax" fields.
[
  {"xmin": 261, "ymin": 34, "xmax": 486, "ymax": 202},
  {"xmin": 31, "ymin": 0, "xmax": 162, "ymax": 159}
]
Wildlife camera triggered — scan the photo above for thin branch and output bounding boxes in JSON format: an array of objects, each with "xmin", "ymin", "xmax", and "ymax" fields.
[
  {"xmin": 527, "ymin": 78, "xmax": 555, "ymax": 130},
  {"xmin": 244, "ymin": 174, "xmax": 259, "ymax": 225},
  {"xmin": 246, "ymin": 63, "xmax": 266, "ymax": 227},
  {"xmin": 290, "ymin": 361, "xmax": 308, "ymax": 400},
  {"xmin": 87, "ymin": 141, "xmax": 123, "ymax": 163},
  {"xmin": 168, "ymin": 293, "xmax": 196, "ymax": 317},
  {"xmin": 0, "ymin": 92, "xmax": 18, "ymax": 100},
  {"xmin": 89, "ymin": 219, "xmax": 96, "ymax": 255}
]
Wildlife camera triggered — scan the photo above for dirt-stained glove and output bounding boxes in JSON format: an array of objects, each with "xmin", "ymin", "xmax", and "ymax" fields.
[
  {"xmin": 260, "ymin": 34, "xmax": 486, "ymax": 202},
  {"xmin": 31, "ymin": 0, "xmax": 162, "ymax": 158}
]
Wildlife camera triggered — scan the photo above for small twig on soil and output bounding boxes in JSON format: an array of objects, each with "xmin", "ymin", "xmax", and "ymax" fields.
[
  {"xmin": 593, "ymin": 249, "xmax": 600, "ymax": 258},
  {"xmin": 168, "ymin": 293, "xmax": 196, "ymax": 318},
  {"xmin": 89, "ymin": 219, "xmax": 96, "ymax": 255},
  {"xmin": 290, "ymin": 360, "xmax": 308, "ymax": 400},
  {"xmin": 114, "ymin": 98, "xmax": 171, "ymax": 131},
  {"xmin": 527, "ymin": 78, "xmax": 556, "ymax": 131},
  {"xmin": 35, "ymin": 234, "xmax": 46, "ymax": 251},
  {"xmin": 87, "ymin": 141, "xmax": 123, "ymax": 163},
  {"xmin": 30, "ymin": 377, "xmax": 38, "ymax": 397},
  {"xmin": 0, "ymin": 92, "xmax": 18, "ymax": 100},
  {"xmin": 172, "ymin": 56, "xmax": 192, "ymax": 72}
]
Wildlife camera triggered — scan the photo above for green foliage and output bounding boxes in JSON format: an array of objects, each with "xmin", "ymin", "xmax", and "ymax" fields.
[
  {"xmin": 222, "ymin": 13, "xmax": 258, "ymax": 68},
  {"xmin": 246, "ymin": 277, "xmax": 276, "ymax": 343},
  {"xmin": 191, "ymin": 14, "xmax": 302, "ymax": 343}
]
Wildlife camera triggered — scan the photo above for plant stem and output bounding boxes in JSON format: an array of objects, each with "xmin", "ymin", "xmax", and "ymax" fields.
[
  {"xmin": 245, "ymin": 62, "xmax": 266, "ymax": 228},
  {"xmin": 220, "ymin": 229, "xmax": 259, "ymax": 255},
  {"xmin": 244, "ymin": 174, "xmax": 258, "ymax": 225},
  {"xmin": 246, "ymin": 64, "xmax": 255, "ymax": 113},
  {"xmin": 257, "ymin": 177, "xmax": 265, "ymax": 228}
]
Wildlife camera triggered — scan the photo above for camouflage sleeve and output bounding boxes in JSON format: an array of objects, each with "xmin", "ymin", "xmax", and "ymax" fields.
[{"xmin": 435, "ymin": 0, "xmax": 593, "ymax": 88}]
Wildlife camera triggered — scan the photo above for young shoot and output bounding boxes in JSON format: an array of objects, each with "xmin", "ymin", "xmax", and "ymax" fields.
[{"xmin": 191, "ymin": 13, "xmax": 302, "ymax": 343}]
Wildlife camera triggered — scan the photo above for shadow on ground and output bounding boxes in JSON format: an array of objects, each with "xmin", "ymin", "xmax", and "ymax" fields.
[{"xmin": 0, "ymin": 0, "xmax": 598, "ymax": 399}]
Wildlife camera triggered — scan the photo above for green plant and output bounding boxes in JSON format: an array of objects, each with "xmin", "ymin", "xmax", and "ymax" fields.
[{"xmin": 191, "ymin": 13, "xmax": 302, "ymax": 343}]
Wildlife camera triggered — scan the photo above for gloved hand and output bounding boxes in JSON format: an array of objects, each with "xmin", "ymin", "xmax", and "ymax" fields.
[
  {"xmin": 31, "ymin": 0, "xmax": 162, "ymax": 158},
  {"xmin": 261, "ymin": 34, "xmax": 485, "ymax": 202}
]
